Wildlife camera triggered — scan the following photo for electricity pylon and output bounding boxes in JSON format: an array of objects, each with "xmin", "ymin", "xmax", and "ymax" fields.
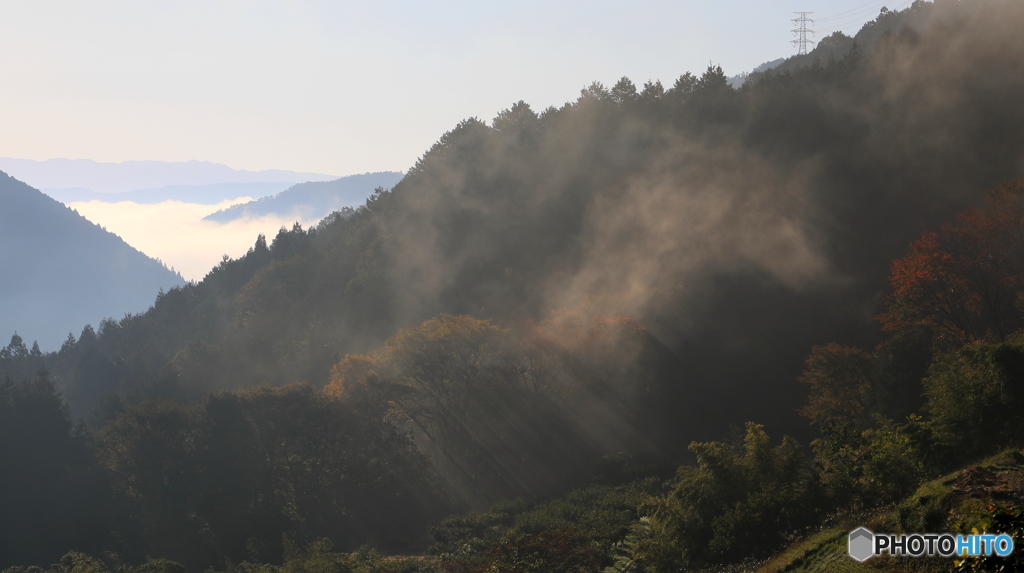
[{"xmin": 791, "ymin": 12, "xmax": 815, "ymax": 55}]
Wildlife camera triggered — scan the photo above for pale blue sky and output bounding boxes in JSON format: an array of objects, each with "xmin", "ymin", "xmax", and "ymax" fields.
[{"xmin": 0, "ymin": 0, "xmax": 910, "ymax": 176}]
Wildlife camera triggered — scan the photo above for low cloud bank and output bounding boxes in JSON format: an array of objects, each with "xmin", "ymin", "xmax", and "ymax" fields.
[{"xmin": 71, "ymin": 198, "xmax": 323, "ymax": 281}]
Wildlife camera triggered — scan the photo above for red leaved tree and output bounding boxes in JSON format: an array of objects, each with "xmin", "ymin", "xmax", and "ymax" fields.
[{"xmin": 878, "ymin": 181, "xmax": 1024, "ymax": 346}]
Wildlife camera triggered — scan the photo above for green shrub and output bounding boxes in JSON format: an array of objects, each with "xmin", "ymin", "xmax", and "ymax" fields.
[
  {"xmin": 637, "ymin": 423, "xmax": 814, "ymax": 571},
  {"xmin": 924, "ymin": 342, "xmax": 1024, "ymax": 459},
  {"xmin": 812, "ymin": 418, "xmax": 925, "ymax": 507}
]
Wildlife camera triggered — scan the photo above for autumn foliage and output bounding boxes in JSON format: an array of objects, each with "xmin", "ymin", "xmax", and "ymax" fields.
[
  {"xmin": 879, "ymin": 180, "xmax": 1024, "ymax": 346},
  {"xmin": 795, "ymin": 182, "xmax": 1024, "ymax": 522},
  {"xmin": 802, "ymin": 182, "xmax": 1024, "ymax": 430},
  {"xmin": 324, "ymin": 308, "xmax": 666, "ymax": 505}
]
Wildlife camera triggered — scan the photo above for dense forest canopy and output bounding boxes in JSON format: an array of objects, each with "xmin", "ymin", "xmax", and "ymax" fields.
[
  {"xmin": 4, "ymin": 0, "xmax": 1024, "ymax": 571},
  {"xmin": 17, "ymin": 0, "xmax": 1017, "ymax": 439}
]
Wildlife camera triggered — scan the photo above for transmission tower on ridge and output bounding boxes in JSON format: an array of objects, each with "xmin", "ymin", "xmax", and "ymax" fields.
[{"xmin": 791, "ymin": 12, "xmax": 815, "ymax": 55}]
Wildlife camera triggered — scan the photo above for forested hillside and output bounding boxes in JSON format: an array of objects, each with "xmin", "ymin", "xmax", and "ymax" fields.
[
  {"xmin": 752, "ymin": 0, "xmax": 980, "ymax": 79},
  {"xmin": 3, "ymin": 0, "xmax": 1024, "ymax": 571},
  {"xmin": 0, "ymin": 172, "xmax": 185, "ymax": 349}
]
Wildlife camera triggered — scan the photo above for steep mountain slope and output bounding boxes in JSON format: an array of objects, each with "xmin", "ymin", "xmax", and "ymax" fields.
[
  {"xmin": 3, "ymin": 0, "xmax": 1024, "ymax": 568},
  {"xmin": 750, "ymin": 0, "xmax": 981, "ymax": 81},
  {"xmin": 14, "ymin": 0, "xmax": 1023, "ymax": 442},
  {"xmin": 203, "ymin": 171, "xmax": 404, "ymax": 222},
  {"xmin": 757, "ymin": 449, "xmax": 1024, "ymax": 573},
  {"xmin": 0, "ymin": 171, "xmax": 185, "ymax": 349}
]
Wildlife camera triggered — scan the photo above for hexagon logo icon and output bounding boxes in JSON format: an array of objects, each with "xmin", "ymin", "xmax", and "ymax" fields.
[{"xmin": 848, "ymin": 527, "xmax": 874, "ymax": 562}]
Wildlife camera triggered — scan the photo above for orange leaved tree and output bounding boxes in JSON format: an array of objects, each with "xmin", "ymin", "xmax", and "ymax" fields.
[{"xmin": 878, "ymin": 180, "xmax": 1024, "ymax": 346}]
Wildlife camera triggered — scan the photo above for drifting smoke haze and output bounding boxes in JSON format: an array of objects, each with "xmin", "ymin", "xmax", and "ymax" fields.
[
  {"xmin": 351, "ymin": 0, "xmax": 1024, "ymax": 442},
  {"xmin": 46, "ymin": 0, "xmax": 1024, "ymax": 349},
  {"xmin": 70, "ymin": 198, "xmax": 324, "ymax": 281},
  {"xmin": 34, "ymin": 0, "xmax": 1024, "ymax": 440},
  {"xmin": 554, "ymin": 145, "xmax": 829, "ymax": 315},
  {"xmin": 386, "ymin": 130, "xmax": 834, "ymax": 330},
  {"xmin": 6, "ymin": 1, "xmax": 1024, "ymax": 567}
]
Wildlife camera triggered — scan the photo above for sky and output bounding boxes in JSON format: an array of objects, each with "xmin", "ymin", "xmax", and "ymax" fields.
[
  {"xmin": 0, "ymin": 0, "xmax": 911, "ymax": 177},
  {"xmin": 1, "ymin": 0, "xmax": 912, "ymax": 281}
]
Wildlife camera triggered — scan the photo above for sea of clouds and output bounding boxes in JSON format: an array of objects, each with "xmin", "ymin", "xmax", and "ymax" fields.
[{"xmin": 71, "ymin": 198, "xmax": 323, "ymax": 281}]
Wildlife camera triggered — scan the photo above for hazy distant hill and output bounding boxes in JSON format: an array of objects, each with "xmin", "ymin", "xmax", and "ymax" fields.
[
  {"xmin": 203, "ymin": 171, "xmax": 404, "ymax": 222},
  {"xmin": 727, "ymin": 58, "xmax": 784, "ymax": 88},
  {"xmin": 44, "ymin": 181, "xmax": 296, "ymax": 205},
  {"xmin": 0, "ymin": 171, "xmax": 185, "ymax": 350},
  {"xmin": 0, "ymin": 158, "xmax": 337, "ymax": 194}
]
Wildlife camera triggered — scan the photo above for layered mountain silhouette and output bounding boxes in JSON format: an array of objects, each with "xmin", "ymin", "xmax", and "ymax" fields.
[
  {"xmin": 0, "ymin": 158, "xmax": 342, "ymax": 206},
  {"xmin": 0, "ymin": 171, "xmax": 185, "ymax": 350},
  {"xmin": 42, "ymin": 182, "xmax": 297, "ymax": 205},
  {"xmin": 0, "ymin": 158, "xmax": 337, "ymax": 194},
  {"xmin": 203, "ymin": 171, "xmax": 404, "ymax": 222}
]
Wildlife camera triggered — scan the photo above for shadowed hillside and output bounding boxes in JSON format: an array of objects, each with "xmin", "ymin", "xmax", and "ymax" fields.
[
  {"xmin": 0, "ymin": 171, "xmax": 185, "ymax": 349},
  {"xmin": 3, "ymin": 0, "xmax": 1024, "ymax": 570},
  {"xmin": 6, "ymin": 0, "xmax": 1023, "ymax": 447}
]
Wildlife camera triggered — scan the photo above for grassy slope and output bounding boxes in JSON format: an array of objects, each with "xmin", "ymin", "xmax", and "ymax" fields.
[{"xmin": 757, "ymin": 449, "xmax": 1024, "ymax": 573}]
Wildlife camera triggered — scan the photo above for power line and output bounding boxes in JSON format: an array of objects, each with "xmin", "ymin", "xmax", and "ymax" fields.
[
  {"xmin": 791, "ymin": 12, "xmax": 815, "ymax": 55},
  {"xmin": 817, "ymin": 0, "xmax": 890, "ymax": 21},
  {"xmin": 819, "ymin": 5, "xmax": 894, "ymax": 29},
  {"xmin": 815, "ymin": 0, "xmax": 916, "ymax": 36}
]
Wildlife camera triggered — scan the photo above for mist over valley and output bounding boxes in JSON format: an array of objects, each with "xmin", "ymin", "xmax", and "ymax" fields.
[{"xmin": 4, "ymin": 1, "xmax": 1024, "ymax": 572}]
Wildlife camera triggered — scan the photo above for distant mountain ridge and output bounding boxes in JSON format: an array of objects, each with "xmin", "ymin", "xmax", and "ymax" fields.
[
  {"xmin": 0, "ymin": 171, "xmax": 185, "ymax": 350},
  {"xmin": 45, "ymin": 181, "xmax": 297, "ymax": 205},
  {"xmin": 0, "ymin": 158, "xmax": 337, "ymax": 194},
  {"xmin": 203, "ymin": 171, "xmax": 404, "ymax": 222}
]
